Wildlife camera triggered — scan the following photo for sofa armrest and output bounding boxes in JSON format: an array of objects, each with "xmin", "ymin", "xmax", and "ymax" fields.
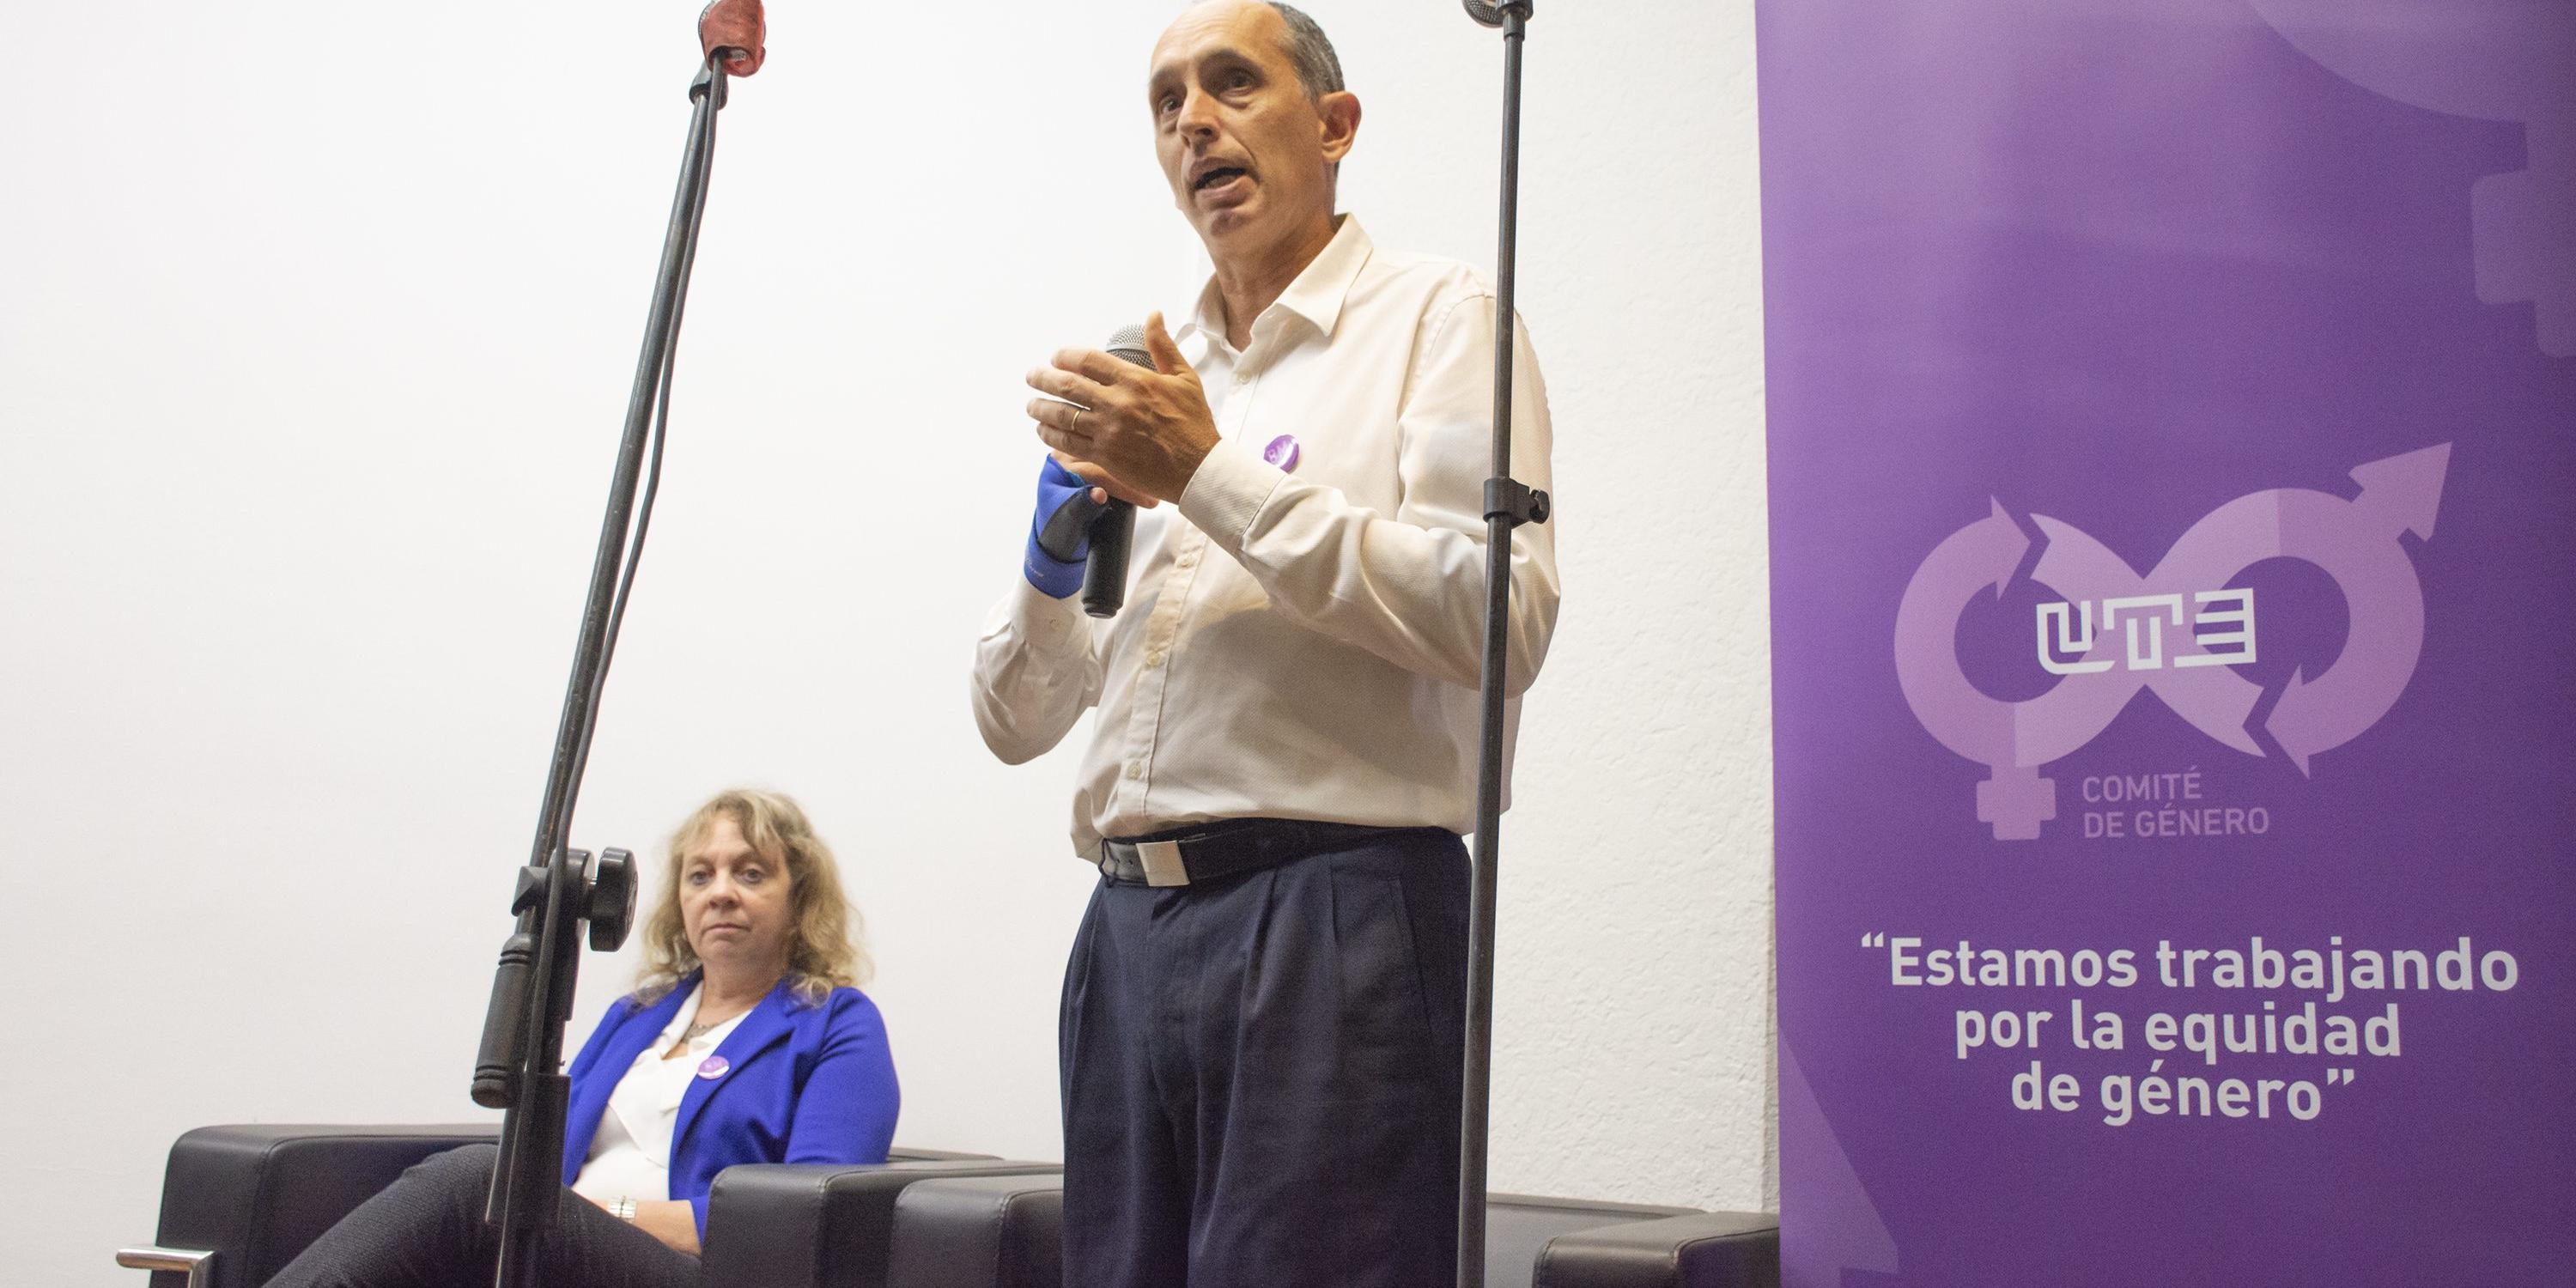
[
  {"xmin": 1486, "ymin": 1194, "xmax": 1701, "ymax": 1288},
  {"xmin": 702, "ymin": 1160, "xmax": 1064, "ymax": 1288},
  {"xmin": 884, "ymin": 1145, "xmax": 1001, "ymax": 1163},
  {"xmin": 138, "ymin": 1123, "xmax": 499, "ymax": 1288},
  {"xmin": 881, "ymin": 1174, "xmax": 1066, "ymax": 1288},
  {"xmin": 1534, "ymin": 1210, "xmax": 1781, "ymax": 1288}
]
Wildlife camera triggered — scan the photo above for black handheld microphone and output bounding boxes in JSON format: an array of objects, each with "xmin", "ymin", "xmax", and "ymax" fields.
[{"xmin": 1079, "ymin": 325, "xmax": 1155, "ymax": 619}]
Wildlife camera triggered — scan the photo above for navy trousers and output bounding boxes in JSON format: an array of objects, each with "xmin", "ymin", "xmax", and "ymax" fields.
[{"xmin": 1059, "ymin": 825, "xmax": 1471, "ymax": 1288}]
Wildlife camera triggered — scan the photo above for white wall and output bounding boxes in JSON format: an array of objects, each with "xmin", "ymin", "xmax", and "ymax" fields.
[{"xmin": 0, "ymin": 3, "xmax": 1769, "ymax": 1281}]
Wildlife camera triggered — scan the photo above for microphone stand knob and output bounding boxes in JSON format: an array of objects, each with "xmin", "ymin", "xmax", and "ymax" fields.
[{"xmin": 586, "ymin": 848, "xmax": 640, "ymax": 951}]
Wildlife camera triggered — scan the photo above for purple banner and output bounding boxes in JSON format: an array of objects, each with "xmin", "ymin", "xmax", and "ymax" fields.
[{"xmin": 1759, "ymin": 1, "xmax": 2575, "ymax": 1284}]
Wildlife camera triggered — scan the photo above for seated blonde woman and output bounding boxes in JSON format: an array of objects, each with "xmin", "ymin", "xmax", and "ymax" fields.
[{"xmin": 265, "ymin": 789, "xmax": 898, "ymax": 1288}]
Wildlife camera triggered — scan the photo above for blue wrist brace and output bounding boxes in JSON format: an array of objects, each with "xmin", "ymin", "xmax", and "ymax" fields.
[{"xmin": 1024, "ymin": 458, "xmax": 1104, "ymax": 598}]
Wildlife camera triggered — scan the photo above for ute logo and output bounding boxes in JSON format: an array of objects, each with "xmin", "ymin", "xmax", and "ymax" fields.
[{"xmin": 1893, "ymin": 446, "xmax": 2450, "ymax": 841}]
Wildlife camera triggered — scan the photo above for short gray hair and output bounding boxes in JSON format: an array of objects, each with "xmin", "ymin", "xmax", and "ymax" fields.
[{"xmin": 1264, "ymin": 3, "xmax": 1345, "ymax": 100}]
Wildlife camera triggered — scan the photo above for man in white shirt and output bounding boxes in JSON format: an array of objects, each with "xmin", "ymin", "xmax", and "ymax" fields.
[{"xmin": 972, "ymin": 3, "xmax": 1558, "ymax": 1284}]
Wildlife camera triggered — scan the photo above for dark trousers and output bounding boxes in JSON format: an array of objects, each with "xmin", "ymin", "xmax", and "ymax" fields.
[
  {"xmin": 1060, "ymin": 825, "xmax": 1471, "ymax": 1288},
  {"xmin": 260, "ymin": 1144, "xmax": 701, "ymax": 1288}
]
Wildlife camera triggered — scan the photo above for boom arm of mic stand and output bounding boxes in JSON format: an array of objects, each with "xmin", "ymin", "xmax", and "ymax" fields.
[
  {"xmin": 1457, "ymin": 9, "xmax": 1540, "ymax": 1288},
  {"xmin": 474, "ymin": 57, "xmax": 730, "ymax": 1288}
]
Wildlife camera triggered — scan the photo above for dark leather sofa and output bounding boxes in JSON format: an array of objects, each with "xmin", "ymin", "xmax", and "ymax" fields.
[
  {"xmin": 875, "ymin": 1175, "xmax": 1779, "ymax": 1288},
  {"xmin": 121, "ymin": 1124, "xmax": 1777, "ymax": 1288},
  {"xmin": 115, "ymin": 1123, "xmax": 1045, "ymax": 1288}
]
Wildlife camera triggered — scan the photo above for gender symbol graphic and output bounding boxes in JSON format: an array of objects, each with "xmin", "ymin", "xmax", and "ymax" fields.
[
  {"xmin": 1894, "ymin": 445, "xmax": 2450, "ymax": 840},
  {"xmin": 2246, "ymin": 0, "xmax": 2576, "ymax": 356}
]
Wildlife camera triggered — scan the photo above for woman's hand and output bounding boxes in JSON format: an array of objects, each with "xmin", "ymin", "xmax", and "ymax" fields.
[
  {"xmin": 587, "ymin": 1195, "xmax": 702, "ymax": 1255},
  {"xmin": 631, "ymin": 1200, "xmax": 701, "ymax": 1254}
]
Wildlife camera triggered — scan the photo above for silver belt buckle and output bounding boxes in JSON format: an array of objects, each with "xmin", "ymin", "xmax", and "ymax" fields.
[{"xmin": 1137, "ymin": 839, "xmax": 1189, "ymax": 888}]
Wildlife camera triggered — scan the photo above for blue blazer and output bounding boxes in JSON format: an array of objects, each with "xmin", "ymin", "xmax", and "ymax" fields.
[{"xmin": 562, "ymin": 973, "xmax": 899, "ymax": 1236}]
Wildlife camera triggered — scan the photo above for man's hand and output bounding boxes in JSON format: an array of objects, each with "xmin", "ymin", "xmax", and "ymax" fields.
[
  {"xmin": 1050, "ymin": 453, "xmax": 1159, "ymax": 509},
  {"xmin": 1025, "ymin": 313, "xmax": 1218, "ymax": 504}
]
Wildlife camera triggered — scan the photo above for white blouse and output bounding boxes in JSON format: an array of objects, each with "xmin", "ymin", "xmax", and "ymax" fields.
[{"xmin": 568, "ymin": 986, "xmax": 750, "ymax": 1206}]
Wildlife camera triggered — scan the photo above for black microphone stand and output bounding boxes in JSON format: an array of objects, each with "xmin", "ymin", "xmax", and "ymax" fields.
[
  {"xmin": 1455, "ymin": 4, "xmax": 1546, "ymax": 1288},
  {"xmin": 467, "ymin": 55, "xmax": 735, "ymax": 1288}
]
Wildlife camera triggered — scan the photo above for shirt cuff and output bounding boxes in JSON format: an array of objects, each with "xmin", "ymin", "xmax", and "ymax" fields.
[
  {"xmin": 1176, "ymin": 443, "xmax": 1286, "ymax": 550},
  {"xmin": 1004, "ymin": 574, "xmax": 1087, "ymax": 647}
]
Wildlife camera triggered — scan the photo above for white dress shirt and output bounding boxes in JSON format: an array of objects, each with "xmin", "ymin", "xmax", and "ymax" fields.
[
  {"xmin": 973, "ymin": 216, "xmax": 1560, "ymax": 856},
  {"xmin": 568, "ymin": 986, "xmax": 750, "ymax": 1206}
]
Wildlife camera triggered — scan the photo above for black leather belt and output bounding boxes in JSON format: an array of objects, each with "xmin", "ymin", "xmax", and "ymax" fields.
[{"xmin": 1097, "ymin": 818, "xmax": 1417, "ymax": 888}]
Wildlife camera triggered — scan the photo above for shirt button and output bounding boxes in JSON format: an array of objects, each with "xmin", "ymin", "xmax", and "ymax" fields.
[
  {"xmin": 1175, "ymin": 553, "xmax": 1196, "ymax": 569},
  {"xmin": 1145, "ymin": 650, "xmax": 1165, "ymax": 668},
  {"xmin": 1124, "ymin": 762, "xmax": 1144, "ymax": 781}
]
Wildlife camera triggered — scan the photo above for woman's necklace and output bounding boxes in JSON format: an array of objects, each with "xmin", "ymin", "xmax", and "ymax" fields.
[{"xmin": 681, "ymin": 997, "xmax": 741, "ymax": 1044}]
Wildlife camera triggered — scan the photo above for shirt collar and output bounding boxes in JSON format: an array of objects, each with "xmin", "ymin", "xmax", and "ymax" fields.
[{"xmin": 1180, "ymin": 214, "xmax": 1374, "ymax": 351}]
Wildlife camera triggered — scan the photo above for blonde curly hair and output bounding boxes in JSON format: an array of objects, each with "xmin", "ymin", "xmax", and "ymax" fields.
[{"xmin": 635, "ymin": 788, "xmax": 871, "ymax": 1005}]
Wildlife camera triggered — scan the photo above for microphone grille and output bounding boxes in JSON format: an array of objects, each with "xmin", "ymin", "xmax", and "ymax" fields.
[{"xmin": 1104, "ymin": 325, "xmax": 1156, "ymax": 371}]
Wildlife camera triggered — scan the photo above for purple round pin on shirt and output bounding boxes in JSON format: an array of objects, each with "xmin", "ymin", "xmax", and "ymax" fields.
[
  {"xmin": 696, "ymin": 1054, "xmax": 729, "ymax": 1080},
  {"xmin": 1262, "ymin": 434, "xmax": 1301, "ymax": 471}
]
